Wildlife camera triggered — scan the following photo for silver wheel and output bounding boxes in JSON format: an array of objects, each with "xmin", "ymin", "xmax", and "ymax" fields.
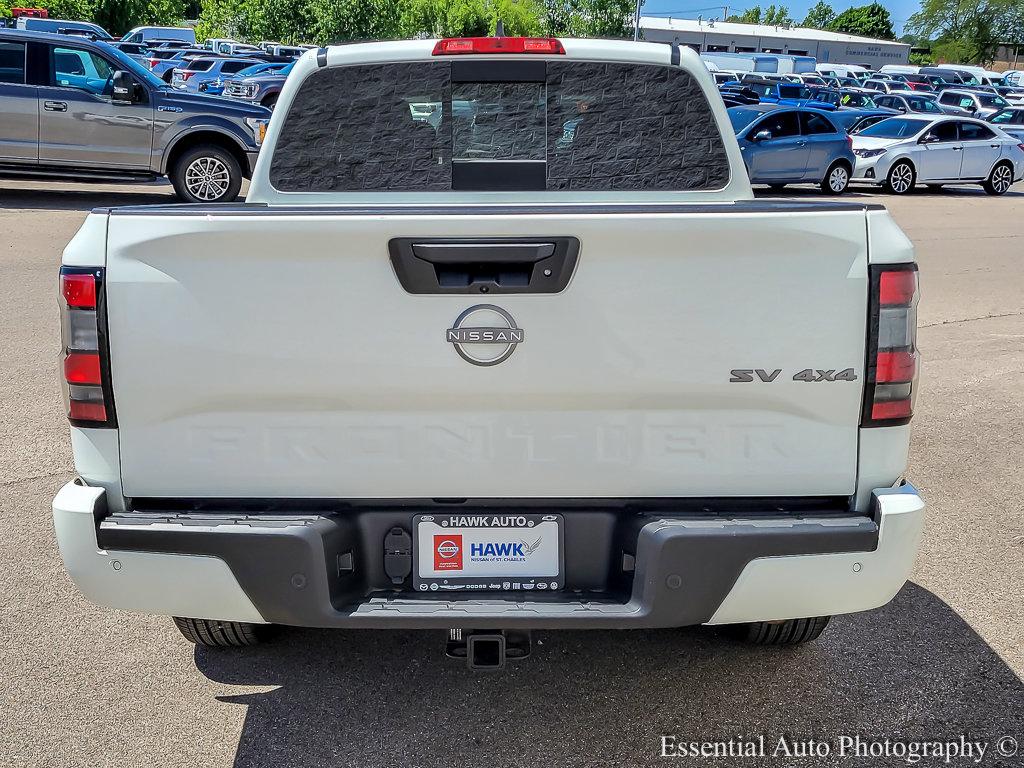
[
  {"xmin": 888, "ymin": 162, "xmax": 914, "ymax": 194},
  {"xmin": 184, "ymin": 156, "xmax": 231, "ymax": 201},
  {"xmin": 990, "ymin": 163, "xmax": 1013, "ymax": 194},
  {"xmin": 828, "ymin": 165, "xmax": 849, "ymax": 192}
]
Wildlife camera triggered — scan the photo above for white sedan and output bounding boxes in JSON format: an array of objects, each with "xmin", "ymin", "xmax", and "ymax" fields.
[{"xmin": 851, "ymin": 115, "xmax": 1024, "ymax": 195}]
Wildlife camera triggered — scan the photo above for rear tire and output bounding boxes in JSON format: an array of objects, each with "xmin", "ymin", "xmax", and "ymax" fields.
[
  {"xmin": 820, "ymin": 161, "xmax": 851, "ymax": 194},
  {"xmin": 173, "ymin": 617, "xmax": 267, "ymax": 647},
  {"xmin": 983, "ymin": 161, "xmax": 1014, "ymax": 195},
  {"xmin": 728, "ymin": 616, "xmax": 831, "ymax": 645},
  {"xmin": 884, "ymin": 160, "xmax": 916, "ymax": 194},
  {"xmin": 169, "ymin": 144, "xmax": 243, "ymax": 204}
]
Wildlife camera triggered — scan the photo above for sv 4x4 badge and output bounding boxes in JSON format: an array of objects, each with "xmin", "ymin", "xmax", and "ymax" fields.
[
  {"xmin": 730, "ymin": 368, "xmax": 859, "ymax": 382},
  {"xmin": 447, "ymin": 305, "xmax": 524, "ymax": 366}
]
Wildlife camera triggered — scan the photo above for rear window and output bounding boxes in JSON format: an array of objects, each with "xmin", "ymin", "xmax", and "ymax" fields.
[
  {"xmin": 857, "ymin": 118, "xmax": 928, "ymax": 139},
  {"xmin": 0, "ymin": 41, "xmax": 26, "ymax": 84},
  {"xmin": 269, "ymin": 60, "xmax": 730, "ymax": 193},
  {"xmin": 186, "ymin": 59, "xmax": 214, "ymax": 71}
]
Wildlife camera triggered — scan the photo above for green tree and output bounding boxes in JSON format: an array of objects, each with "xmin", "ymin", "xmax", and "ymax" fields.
[
  {"xmin": 828, "ymin": 2, "xmax": 894, "ymax": 40},
  {"xmin": 727, "ymin": 6, "xmax": 762, "ymax": 23},
  {"xmin": 45, "ymin": 0, "xmax": 97, "ymax": 20},
  {"xmin": 92, "ymin": 0, "xmax": 184, "ymax": 35},
  {"xmin": 195, "ymin": 0, "xmax": 246, "ymax": 41},
  {"xmin": 312, "ymin": 0, "xmax": 406, "ymax": 41},
  {"xmin": 764, "ymin": 4, "xmax": 792, "ymax": 24},
  {"xmin": 802, "ymin": 0, "xmax": 834, "ymax": 29},
  {"xmin": 243, "ymin": 0, "xmax": 316, "ymax": 43},
  {"xmin": 904, "ymin": 0, "xmax": 1010, "ymax": 63},
  {"xmin": 726, "ymin": 5, "xmax": 791, "ymax": 25},
  {"xmin": 545, "ymin": 0, "xmax": 634, "ymax": 38},
  {"xmin": 401, "ymin": 0, "xmax": 488, "ymax": 38}
]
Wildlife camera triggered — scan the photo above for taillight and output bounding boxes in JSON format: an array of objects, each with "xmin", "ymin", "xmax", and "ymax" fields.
[
  {"xmin": 432, "ymin": 37, "xmax": 565, "ymax": 55},
  {"xmin": 862, "ymin": 264, "xmax": 919, "ymax": 427},
  {"xmin": 181, "ymin": 71, "xmax": 195, "ymax": 80},
  {"xmin": 146, "ymin": 57, "xmax": 159, "ymax": 68},
  {"xmin": 59, "ymin": 267, "xmax": 115, "ymax": 427}
]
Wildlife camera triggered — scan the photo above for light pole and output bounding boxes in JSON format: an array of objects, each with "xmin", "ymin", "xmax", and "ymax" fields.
[{"xmin": 633, "ymin": 0, "xmax": 643, "ymax": 41}]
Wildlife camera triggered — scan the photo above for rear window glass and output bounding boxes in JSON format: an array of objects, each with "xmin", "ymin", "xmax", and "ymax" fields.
[
  {"xmin": 0, "ymin": 41, "xmax": 26, "ymax": 85},
  {"xmin": 269, "ymin": 60, "xmax": 730, "ymax": 193},
  {"xmin": 857, "ymin": 117, "xmax": 928, "ymax": 138},
  {"xmin": 186, "ymin": 59, "xmax": 214, "ymax": 71}
]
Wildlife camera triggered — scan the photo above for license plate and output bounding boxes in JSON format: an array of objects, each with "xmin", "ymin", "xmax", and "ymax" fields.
[{"xmin": 413, "ymin": 513, "xmax": 563, "ymax": 592}]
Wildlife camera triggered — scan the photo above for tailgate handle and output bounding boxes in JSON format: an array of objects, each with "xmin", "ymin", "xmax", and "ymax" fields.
[{"xmin": 389, "ymin": 237, "xmax": 579, "ymax": 295}]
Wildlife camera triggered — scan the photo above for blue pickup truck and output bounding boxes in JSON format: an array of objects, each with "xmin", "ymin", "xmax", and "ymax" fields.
[{"xmin": 734, "ymin": 78, "xmax": 838, "ymax": 111}]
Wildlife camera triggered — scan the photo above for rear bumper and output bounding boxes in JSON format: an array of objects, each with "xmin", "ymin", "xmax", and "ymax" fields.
[{"xmin": 52, "ymin": 482, "xmax": 924, "ymax": 629}]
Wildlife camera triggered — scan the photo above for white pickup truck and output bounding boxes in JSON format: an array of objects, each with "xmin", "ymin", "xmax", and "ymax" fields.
[{"xmin": 54, "ymin": 36, "xmax": 924, "ymax": 667}]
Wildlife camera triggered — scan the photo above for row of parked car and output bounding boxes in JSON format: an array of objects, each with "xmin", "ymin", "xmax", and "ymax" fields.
[{"xmin": 716, "ymin": 65, "xmax": 1024, "ymax": 195}]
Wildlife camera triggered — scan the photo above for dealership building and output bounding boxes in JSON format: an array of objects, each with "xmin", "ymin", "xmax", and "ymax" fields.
[{"xmin": 640, "ymin": 17, "xmax": 911, "ymax": 68}]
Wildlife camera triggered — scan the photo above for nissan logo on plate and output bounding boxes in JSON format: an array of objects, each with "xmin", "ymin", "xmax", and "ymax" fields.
[{"xmin": 446, "ymin": 305, "xmax": 524, "ymax": 366}]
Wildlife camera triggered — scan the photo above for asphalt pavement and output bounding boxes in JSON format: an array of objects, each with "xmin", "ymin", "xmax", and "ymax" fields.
[{"xmin": 0, "ymin": 179, "xmax": 1021, "ymax": 768}]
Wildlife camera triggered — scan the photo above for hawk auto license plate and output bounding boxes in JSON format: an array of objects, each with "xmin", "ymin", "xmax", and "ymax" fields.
[{"xmin": 413, "ymin": 513, "xmax": 563, "ymax": 593}]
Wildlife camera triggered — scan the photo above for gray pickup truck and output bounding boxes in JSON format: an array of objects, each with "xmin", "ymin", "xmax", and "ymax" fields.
[
  {"xmin": 223, "ymin": 61, "xmax": 293, "ymax": 108},
  {"xmin": 0, "ymin": 30, "xmax": 271, "ymax": 202}
]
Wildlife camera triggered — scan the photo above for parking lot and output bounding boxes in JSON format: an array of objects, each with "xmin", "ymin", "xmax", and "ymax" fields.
[{"xmin": 1, "ymin": 178, "xmax": 1022, "ymax": 767}]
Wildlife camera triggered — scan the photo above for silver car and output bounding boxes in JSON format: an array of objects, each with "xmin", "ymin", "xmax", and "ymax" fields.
[
  {"xmin": 936, "ymin": 89, "xmax": 1010, "ymax": 119},
  {"xmin": 851, "ymin": 115, "xmax": 1024, "ymax": 195}
]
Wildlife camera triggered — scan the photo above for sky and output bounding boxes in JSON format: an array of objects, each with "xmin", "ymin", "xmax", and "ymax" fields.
[{"xmin": 640, "ymin": 0, "xmax": 918, "ymax": 35}]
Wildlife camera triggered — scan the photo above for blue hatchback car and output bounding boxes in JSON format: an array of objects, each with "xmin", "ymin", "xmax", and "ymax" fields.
[{"xmin": 730, "ymin": 104, "xmax": 857, "ymax": 193}]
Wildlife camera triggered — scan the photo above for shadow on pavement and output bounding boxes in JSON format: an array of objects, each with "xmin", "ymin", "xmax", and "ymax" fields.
[
  {"xmin": 0, "ymin": 184, "xmax": 174, "ymax": 211},
  {"xmin": 196, "ymin": 582, "xmax": 1024, "ymax": 767},
  {"xmin": 754, "ymin": 183, "xmax": 1024, "ymax": 198}
]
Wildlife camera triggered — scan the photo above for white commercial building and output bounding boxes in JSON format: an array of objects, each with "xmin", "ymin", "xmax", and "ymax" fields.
[{"xmin": 640, "ymin": 17, "xmax": 911, "ymax": 68}]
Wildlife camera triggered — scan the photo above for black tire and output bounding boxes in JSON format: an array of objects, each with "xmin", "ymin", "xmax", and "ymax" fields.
[
  {"xmin": 728, "ymin": 616, "xmax": 831, "ymax": 645},
  {"xmin": 982, "ymin": 161, "xmax": 1014, "ymax": 195},
  {"xmin": 820, "ymin": 161, "xmax": 851, "ymax": 194},
  {"xmin": 169, "ymin": 143, "xmax": 243, "ymax": 204},
  {"xmin": 884, "ymin": 160, "xmax": 916, "ymax": 194},
  {"xmin": 261, "ymin": 93, "xmax": 279, "ymax": 109},
  {"xmin": 173, "ymin": 617, "xmax": 267, "ymax": 647}
]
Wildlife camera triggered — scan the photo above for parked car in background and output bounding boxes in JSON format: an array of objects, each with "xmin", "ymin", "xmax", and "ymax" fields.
[
  {"xmin": 987, "ymin": 107, "xmax": 1024, "ymax": 141},
  {"xmin": 730, "ymin": 104, "xmax": 855, "ymax": 193},
  {"xmin": 829, "ymin": 108, "xmax": 900, "ymax": 135},
  {"xmin": 270, "ymin": 45, "xmax": 306, "ymax": 58},
  {"xmin": 214, "ymin": 42, "xmax": 265, "ymax": 57},
  {"xmin": 851, "ymin": 115, "xmax": 1023, "ymax": 194},
  {"xmin": 992, "ymin": 86, "xmax": 1024, "ymax": 106},
  {"xmin": 718, "ymin": 85, "xmax": 761, "ymax": 107},
  {"xmin": 172, "ymin": 56, "xmax": 263, "ymax": 94},
  {"xmin": 120, "ymin": 26, "xmax": 195, "ymax": 45},
  {"xmin": 0, "ymin": 30, "xmax": 270, "ymax": 203},
  {"xmin": 821, "ymin": 75, "xmax": 861, "ymax": 89},
  {"xmin": 891, "ymin": 73, "xmax": 946, "ymax": 90},
  {"xmin": 919, "ymin": 67, "xmax": 978, "ymax": 86},
  {"xmin": 223, "ymin": 61, "xmax": 295, "ymax": 108},
  {"xmin": 861, "ymin": 79, "xmax": 912, "ymax": 95},
  {"xmin": 873, "ymin": 93, "xmax": 946, "ymax": 116},
  {"xmin": 110, "ymin": 41, "xmax": 149, "ymax": 65},
  {"xmin": 741, "ymin": 79, "xmax": 836, "ymax": 110},
  {"xmin": 147, "ymin": 47, "xmax": 209, "ymax": 82},
  {"xmin": 149, "ymin": 39, "xmax": 193, "ymax": 51},
  {"xmin": 836, "ymin": 89, "xmax": 878, "ymax": 108},
  {"xmin": 936, "ymin": 89, "xmax": 1010, "ymax": 119},
  {"xmin": 15, "ymin": 16, "xmax": 112, "ymax": 39}
]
